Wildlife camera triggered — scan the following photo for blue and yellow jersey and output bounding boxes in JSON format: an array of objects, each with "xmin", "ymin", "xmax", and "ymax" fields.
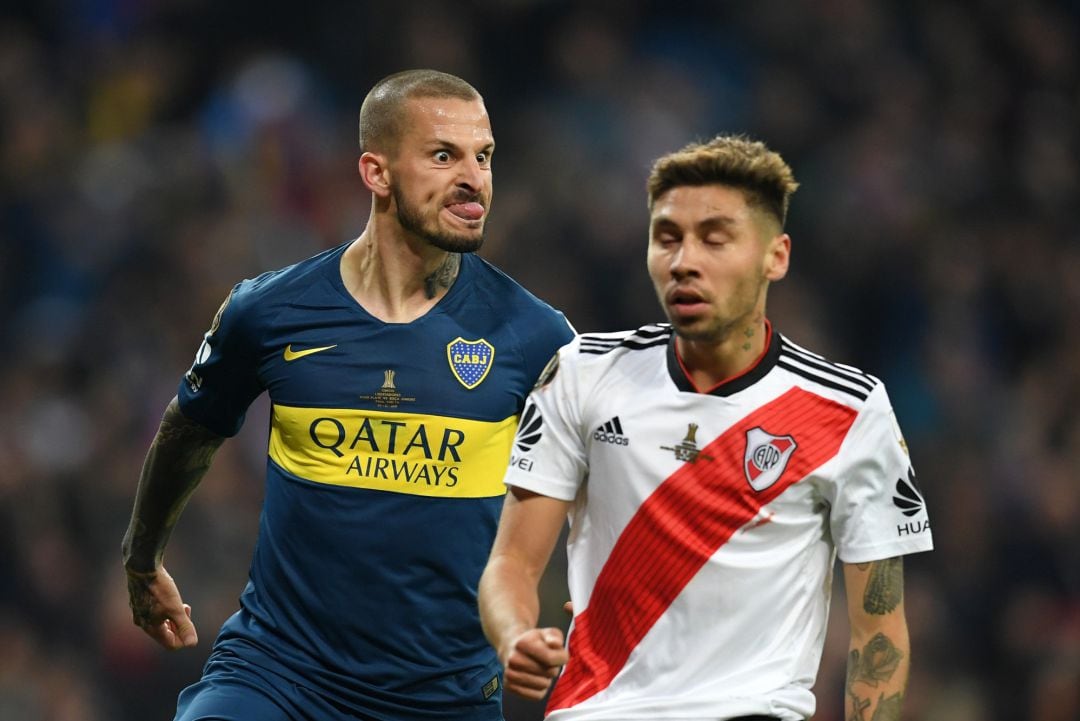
[{"xmin": 177, "ymin": 242, "xmax": 573, "ymax": 719}]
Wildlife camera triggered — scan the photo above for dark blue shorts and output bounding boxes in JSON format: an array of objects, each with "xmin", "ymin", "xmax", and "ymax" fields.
[
  {"xmin": 175, "ymin": 654, "xmax": 358, "ymax": 721},
  {"xmin": 174, "ymin": 651, "xmax": 503, "ymax": 721}
]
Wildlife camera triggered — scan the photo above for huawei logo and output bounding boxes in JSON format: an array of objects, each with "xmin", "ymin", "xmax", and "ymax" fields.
[
  {"xmin": 892, "ymin": 468, "xmax": 924, "ymax": 517},
  {"xmin": 514, "ymin": 401, "xmax": 543, "ymax": 453}
]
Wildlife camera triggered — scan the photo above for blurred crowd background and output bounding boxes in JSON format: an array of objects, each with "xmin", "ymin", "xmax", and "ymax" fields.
[{"xmin": 2, "ymin": 0, "xmax": 1078, "ymax": 719}]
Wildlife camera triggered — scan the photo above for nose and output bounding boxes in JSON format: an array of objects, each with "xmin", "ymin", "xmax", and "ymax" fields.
[
  {"xmin": 669, "ymin": 239, "xmax": 701, "ymax": 279},
  {"xmin": 456, "ymin": 156, "xmax": 486, "ymax": 193}
]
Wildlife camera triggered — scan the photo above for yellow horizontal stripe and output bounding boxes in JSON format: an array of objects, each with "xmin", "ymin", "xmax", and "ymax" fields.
[{"xmin": 268, "ymin": 405, "xmax": 516, "ymax": 498}]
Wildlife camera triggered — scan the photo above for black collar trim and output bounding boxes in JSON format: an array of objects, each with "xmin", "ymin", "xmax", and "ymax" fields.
[{"xmin": 666, "ymin": 324, "xmax": 781, "ymax": 396}]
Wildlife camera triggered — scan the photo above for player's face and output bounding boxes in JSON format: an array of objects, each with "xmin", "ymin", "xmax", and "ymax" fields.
[
  {"xmin": 647, "ymin": 184, "xmax": 789, "ymax": 344},
  {"xmin": 388, "ymin": 97, "xmax": 494, "ymax": 253}
]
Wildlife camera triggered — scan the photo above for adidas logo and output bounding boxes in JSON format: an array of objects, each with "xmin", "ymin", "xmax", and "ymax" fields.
[{"xmin": 593, "ymin": 416, "xmax": 630, "ymax": 446}]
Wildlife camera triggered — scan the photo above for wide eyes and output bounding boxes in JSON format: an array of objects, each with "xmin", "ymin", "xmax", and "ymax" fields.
[{"xmin": 432, "ymin": 150, "xmax": 491, "ymax": 167}]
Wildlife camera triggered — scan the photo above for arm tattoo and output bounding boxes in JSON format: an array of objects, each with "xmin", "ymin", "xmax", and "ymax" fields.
[
  {"xmin": 122, "ymin": 399, "xmax": 225, "ymax": 573},
  {"xmin": 424, "ymin": 253, "xmax": 461, "ymax": 299},
  {"xmin": 846, "ymin": 633, "xmax": 905, "ymax": 720},
  {"xmin": 871, "ymin": 692, "xmax": 903, "ymax": 721},
  {"xmin": 862, "ymin": 557, "xmax": 903, "ymax": 614}
]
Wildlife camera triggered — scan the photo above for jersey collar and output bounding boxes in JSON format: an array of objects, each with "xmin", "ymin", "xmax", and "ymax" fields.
[{"xmin": 666, "ymin": 320, "xmax": 780, "ymax": 396}]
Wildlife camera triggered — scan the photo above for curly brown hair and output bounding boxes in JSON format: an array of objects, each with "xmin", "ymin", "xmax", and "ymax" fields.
[{"xmin": 647, "ymin": 135, "xmax": 799, "ymax": 229}]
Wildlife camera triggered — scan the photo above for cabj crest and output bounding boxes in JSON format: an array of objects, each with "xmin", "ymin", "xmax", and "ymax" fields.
[{"xmin": 447, "ymin": 337, "xmax": 495, "ymax": 389}]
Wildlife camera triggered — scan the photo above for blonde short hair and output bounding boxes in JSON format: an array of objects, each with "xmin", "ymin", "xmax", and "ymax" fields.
[{"xmin": 359, "ymin": 69, "xmax": 481, "ymax": 154}]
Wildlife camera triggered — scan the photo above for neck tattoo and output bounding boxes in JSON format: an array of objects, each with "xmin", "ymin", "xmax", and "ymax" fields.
[
  {"xmin": 742, "ymin": 325, "xmax": 755, "ymax": 352},
  {"xmin": 424, "ymin": 253, "xmax": 461, "ymax": 299}
]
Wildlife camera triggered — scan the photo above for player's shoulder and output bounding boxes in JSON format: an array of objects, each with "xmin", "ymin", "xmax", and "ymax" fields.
[
  {"xmin": 556, "ymin": 323, "xmax": 671, "ymax": 377},
  {"xmin": 775, "ymin": 332, "xmax": 884, "ymax": 406},
  {"xmin": 233, "ymin": 243, "xmax": 345, "ymax": 304},
  {"xmin": 468, "ymin": 256, "xmax": 556, "ymax": 312},
  {"xmin": 222, "ymin": 243, "xmax": 347, "ymax": 327},
  {"xmin": 537, "ymin": 323, "xmax": 669, "ymax": 398},
  {"xmin": 576, "ymin": 322, "xmax": 672, "ymax": 357},
  {"xmin": 465, "ymin": 255, "xmax": 573, "ymax": 337},
  {"xmin": 210, "ymin": 243, "xmax": 345, "ymax": 343}
]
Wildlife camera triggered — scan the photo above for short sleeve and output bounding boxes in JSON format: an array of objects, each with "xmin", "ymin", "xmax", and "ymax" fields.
[
  {"xmin": 177, "ymin": 283, "xmax": 265, "ymax": 437},
  {"xmin": 503, "ymin": 339, "xmax": 588, "ymax": 502},
  {"xmin": 522, "ymin": 310, "xmax": 575, "ymax": 385},
  {"xmin": 825, "ymin": 383, "xmax": 933, "ymax": 563}
]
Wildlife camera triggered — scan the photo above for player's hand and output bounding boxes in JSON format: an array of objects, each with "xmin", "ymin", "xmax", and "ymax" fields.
[
  {"xmin": 501, "ymin": 627, "xmax": 568, "ymax": 700},
  {"xmin": 125, "ymin": 564, "xmax": 199, "ymax": 650}
]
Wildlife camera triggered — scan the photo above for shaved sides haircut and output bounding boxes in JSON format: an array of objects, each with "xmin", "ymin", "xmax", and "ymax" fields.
[{"xmin": 359, "ymin": 69, "xmax": 482, "ymax": 155}]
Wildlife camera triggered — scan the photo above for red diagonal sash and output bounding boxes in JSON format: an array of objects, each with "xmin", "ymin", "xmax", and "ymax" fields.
[{"xmin": 547, "ymin": 387, "xmax": 857, "ymax": 712}]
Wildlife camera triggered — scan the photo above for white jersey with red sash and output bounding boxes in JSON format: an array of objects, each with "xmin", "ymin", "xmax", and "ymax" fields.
[{"xmin": 503, "ymin": 322, "xmax": 933, "ymax": 721}]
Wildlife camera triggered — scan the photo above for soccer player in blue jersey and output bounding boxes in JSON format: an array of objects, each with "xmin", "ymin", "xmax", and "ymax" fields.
[{"xmin": 121, "ymin": 69, "xmax": 574, "ymax": 721}]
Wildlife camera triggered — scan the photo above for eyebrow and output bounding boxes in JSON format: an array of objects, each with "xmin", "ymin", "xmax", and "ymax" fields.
[
  {"xmin": 651, "ymin": 214, "xmax": 738, "ymax": 229},
  {"xmin": 697, "ymin": 215, "xmax": 738, "ymax": 230},
  {"xmin": 424, "ymin": 139, "xmax": 495, "ymax": 153}
]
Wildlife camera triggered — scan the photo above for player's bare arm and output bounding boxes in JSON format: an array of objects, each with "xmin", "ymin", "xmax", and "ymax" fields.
[
  {"xmin": 122, "ymin": 396, "xmax": 225, "ymax": 649},
  {"xmin": 843, "ymin": 557, "xmax": 910, "ymax": 721},
  {"xmin": 479, "ymin": 486, "xmax": 571, "ymax": 700}
]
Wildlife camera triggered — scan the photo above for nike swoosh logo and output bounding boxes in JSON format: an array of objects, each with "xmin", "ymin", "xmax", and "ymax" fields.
[{"xmin": 283, "ymin": 344, "xmax": 338, "ymax": 362}]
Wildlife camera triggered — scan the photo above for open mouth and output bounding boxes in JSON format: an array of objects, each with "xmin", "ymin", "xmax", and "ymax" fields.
[{"xmin": 667, "ymin": 288, "xmax": 708, "ymax": 316}]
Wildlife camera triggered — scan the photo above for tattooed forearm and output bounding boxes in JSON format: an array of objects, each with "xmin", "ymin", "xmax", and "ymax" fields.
[
  {"xmin": 424, "ymin": 253, "xmax": 461, "ymax": 298},
  {"xmin": 859, "ymin": 557, "xmax": 904, "ymax": 614},
  {"xmin": 122, "ymin": 398, "xmax": 225, "ymax": 573},
  {"xmin": 851, "ymin": 633, "xmax": 903, "ymax": 686},
  {"xmin": 846, "ymin": 633, "xmax": 905, "ymax": 721},
  {"xmin": 847, "ymin": 690, "xmax": 904, "ymax": 721}
]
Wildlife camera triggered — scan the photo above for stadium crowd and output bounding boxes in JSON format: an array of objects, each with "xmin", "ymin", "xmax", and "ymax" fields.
[{"xmin": 1, "ymin": 1, "xmax": 1077, "ymax": 719}]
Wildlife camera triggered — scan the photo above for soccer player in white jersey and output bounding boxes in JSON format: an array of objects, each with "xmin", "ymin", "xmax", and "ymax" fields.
[{"xmin": 478, "ymin": 135, "xmax": 933, "ymax": 721}]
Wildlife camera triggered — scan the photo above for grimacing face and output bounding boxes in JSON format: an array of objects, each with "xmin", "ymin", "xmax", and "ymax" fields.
[
  {"xmin": 646, "ymin": 184, "xmax": 789, "ymax": 344},
  {"xmin": 388, "ymin": 96, "xmax": 494, "ymax": 253}
]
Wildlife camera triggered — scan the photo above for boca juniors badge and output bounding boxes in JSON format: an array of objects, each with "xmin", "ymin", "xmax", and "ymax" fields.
[
  {"xmin": 744, "ymin": 427, "xmax": 797, "ymax": 491},
  {"xmin": 447, "ymin": 337, "xmax": 495, "ymax": 389}
]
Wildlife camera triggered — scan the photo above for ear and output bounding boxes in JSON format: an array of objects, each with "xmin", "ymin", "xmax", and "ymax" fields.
[
  {"xmin": 358, "ymin": 152, "xmax": 392, "ymax": 198},
  {"xmin": 764, "ymin": 233, "xmax": 791, "ymax": 282}
]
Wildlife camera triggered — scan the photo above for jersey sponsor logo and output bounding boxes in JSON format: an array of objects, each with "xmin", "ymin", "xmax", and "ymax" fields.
[
  {"xmin": 447, "ymin": 337, "xmax": 495, "ymax": 389},
  {"xmin": 358, "ymin": 369, "xmax": 416, "ymax": 408},
  {"xmin": 593, "ymin": 416, "xmax": 629, "ymax": 446},
  {"xmin": 892, "ymin": 468, "xmax": 923, "ymax": 516},
  {"xmin": 660, "ymin": 423, "xmax": 713, "ymax": 463},
  {"xmin": 893, "ymin": 468, "xmax": 930, "ymax": 536},
  {"xmin": 283, "ymin": 343, "xmax": 338, "ymax": 362},
  {"xmin": 509, "ymin": 400, "xmax": 542, "ymax": 471},
  {"xmin": 268, "ymin": 405, "xmax": 514, "ymax": 498},
  {"xmin": 743, "ymin": 427, "xmax": 798, "ymax": 491},
  {"xmin": 514, "ymin": 401, "xmax": 543, "ymax": 452}
]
